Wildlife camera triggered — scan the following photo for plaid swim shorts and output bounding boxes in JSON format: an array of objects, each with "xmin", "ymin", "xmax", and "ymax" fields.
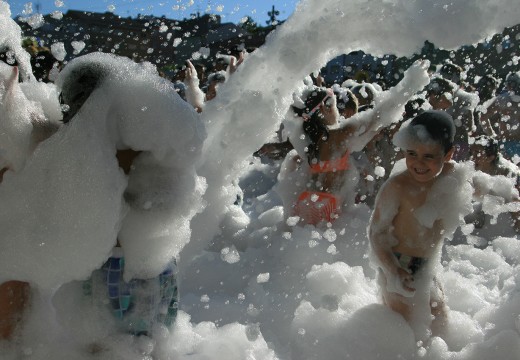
[{"xmin": 84, "ymin": 251, "xmax": 178, "ymax": 335}]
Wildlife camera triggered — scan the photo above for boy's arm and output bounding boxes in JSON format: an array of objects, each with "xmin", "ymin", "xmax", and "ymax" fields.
[
  {"xmin": 368, "ymin": 180, "xmax": 415, "ymax": 295},
  {"xmin": 368, "ymin": 181, "xmax": 402, "ymax": 275}
]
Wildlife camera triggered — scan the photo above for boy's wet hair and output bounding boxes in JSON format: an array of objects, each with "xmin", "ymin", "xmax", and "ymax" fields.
[
  {"xmin": 208, "ymin": 72, "xmax": 226, "ymax": 83},
  {"xmin": 410, "ymin": 110, "xmax": 455, "ymax": 154}
]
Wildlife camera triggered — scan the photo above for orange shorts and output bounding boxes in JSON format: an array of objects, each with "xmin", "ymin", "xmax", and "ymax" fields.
[{"xmin": 293, "ymin": 190, "xmax": 340, "ymax": 225}]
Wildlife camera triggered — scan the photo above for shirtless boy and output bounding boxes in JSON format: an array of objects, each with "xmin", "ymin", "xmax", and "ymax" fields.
[{"xmin": 368, "ymin": 110, "xmax": 456, "ymax": 331}]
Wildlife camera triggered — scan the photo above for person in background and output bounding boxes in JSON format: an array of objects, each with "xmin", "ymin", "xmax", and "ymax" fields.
[
  {"xmin": 425, "ymin": 75, "xmax": 478, "ymax": 161},
  {"xmin": 183, "ymin": 54, "xmax": 244, "ymax": 112},
  {"xmin": 293, "ymin": 61, "xmax": 425, "ymax": 225},
  {"xmin": 479, "ymin": 71, "xmax": 520, "ymax": 161},
  {"xmin": 473, "ymin": 74, "xmax": 501, "ymax": 135},
  {"xmin": 475, "ymin": 74, "xmax": 500, "ymax": 105},
  {"xmin": 469, "ymin": 135, "xmax": 520, "ymax": 232},
  {"xmin": 254, "ymin": 86, "xmax": 359, "ymax": 162}
]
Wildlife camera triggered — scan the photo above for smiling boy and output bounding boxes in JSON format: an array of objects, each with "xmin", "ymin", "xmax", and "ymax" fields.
[{"xmin": 368, "ymin": 110, "xmax": 456, "ymax": 333}]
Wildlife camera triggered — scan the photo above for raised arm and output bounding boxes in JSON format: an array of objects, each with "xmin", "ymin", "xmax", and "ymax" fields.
[
  {"xmin": 477, "ymin": 99, "xmax": 500, "ymax": 136},
  {"xmin": 228, "ymin": 51, "xmax": 245, "ymax": 74},
  {"xmin": 345, "ymin": 60, "xmax": 431, "ymax": 152},
  {"xmin": 183, "ymin": 60, "xmax": 205, "ymax": 112}
]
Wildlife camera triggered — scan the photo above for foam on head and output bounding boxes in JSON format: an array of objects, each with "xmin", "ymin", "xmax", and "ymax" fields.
[{"xmin": 393, "ymin": 110, "xmax": 455, "ymax": 153}]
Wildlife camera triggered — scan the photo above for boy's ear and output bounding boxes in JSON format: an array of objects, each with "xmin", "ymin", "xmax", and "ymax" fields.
[{"xmin": 444, "ymin": 147, "xmax": 455, "ymax": 161}]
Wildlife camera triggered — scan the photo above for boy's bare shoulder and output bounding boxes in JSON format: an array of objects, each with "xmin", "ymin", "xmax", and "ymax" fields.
[
  {"xmin": 386, "ymin": 171, "xmax": 410, "ymax": 188},
  {"xmin": 379, "ymin": 172, "xmax": 409, "ymax": 197}
]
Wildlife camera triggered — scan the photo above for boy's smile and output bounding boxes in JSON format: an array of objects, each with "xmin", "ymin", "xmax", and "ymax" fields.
[{"xmin": 404, "ymin": 142, "xmax": 453, "ymax": 183}]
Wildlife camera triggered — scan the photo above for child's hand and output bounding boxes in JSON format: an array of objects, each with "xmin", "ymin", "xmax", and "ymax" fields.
[
  {"xmin": 395, "ymin": 267, "xmax": 415, "ymax": 297},
  {"xmin": 399, "ymin": 59, "xmax": 430, "ymax": 93},
  {"xmin": 229, "ymin": 51, "xmax": 245, "ymax": 74},
  {"xmin": 184, "ymin": 60, "xmax": 198, "ymax": 82},
  {"xmin": 397, "ymin": 267, "xmax": 415, "ymax": 290}
]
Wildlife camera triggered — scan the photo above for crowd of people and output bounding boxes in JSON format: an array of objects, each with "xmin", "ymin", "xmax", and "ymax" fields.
[{"xmin": 1, "ymin": 26, "xmax": 520, "ymax": 354}]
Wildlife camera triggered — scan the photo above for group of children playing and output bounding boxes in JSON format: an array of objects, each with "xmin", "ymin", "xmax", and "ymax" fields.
[
  {"xmin": 1, "ymin": 47, "xmax": 519, "ymax": 348},
  {"xmin": 257, "ymin": 62, "xmax": 519, "ymax": 336}
]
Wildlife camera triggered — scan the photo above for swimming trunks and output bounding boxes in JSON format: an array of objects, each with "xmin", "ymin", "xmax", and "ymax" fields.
[
  {"xmin": 84, "ymin": 252, "xmax": 178, "ymax": 335},
  {"xmin": 393, "ymin": 252, "xmax": 427, "ymax": 275},
  {"xmin": 294, "ymin": 190, "xmax": 340, "ymax": 225},
  {"xmin": 309, "ymin": 150, "xmax": 350, "ymax": 174}
]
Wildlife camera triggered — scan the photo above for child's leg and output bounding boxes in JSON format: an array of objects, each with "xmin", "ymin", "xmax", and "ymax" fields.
[
  {"xmin": 382, "ymin": 289, "xmax": 412, "ymax": 322},
  {"xmin": 378, "ymin": 271, "xmax": 413, "ymax": 321},
  {"xmin": 0, "ymin": 281, "xmax": 30, "ymax": 339},
  {"xmin": 430, "ymin": 277, "xmax": 448, "ymax": 335}
]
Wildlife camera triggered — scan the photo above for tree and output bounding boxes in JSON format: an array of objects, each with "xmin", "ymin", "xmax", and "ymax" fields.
[
  {"xmin": 240, "ymin": 16, "xmax": 258, "ymax": 33},
  {"xmin": 267, "ymin": 5, "xmax": 280, "ymax": 26}
]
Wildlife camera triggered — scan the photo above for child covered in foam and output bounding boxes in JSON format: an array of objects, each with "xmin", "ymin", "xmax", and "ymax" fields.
[{"xmin": 368, "ymin": 110, "xmax": 519, "ymax": 339}]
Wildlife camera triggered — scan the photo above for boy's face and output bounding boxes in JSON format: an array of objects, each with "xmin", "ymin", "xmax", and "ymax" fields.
[{"xmin": 404, "ymin": 142, "xmax": 453, "ymax": 183}]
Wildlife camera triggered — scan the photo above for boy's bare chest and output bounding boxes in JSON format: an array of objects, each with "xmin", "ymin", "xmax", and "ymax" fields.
[{"xmin": 392, "ymin": 188, "xmax": 442, "ymax": 256}]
